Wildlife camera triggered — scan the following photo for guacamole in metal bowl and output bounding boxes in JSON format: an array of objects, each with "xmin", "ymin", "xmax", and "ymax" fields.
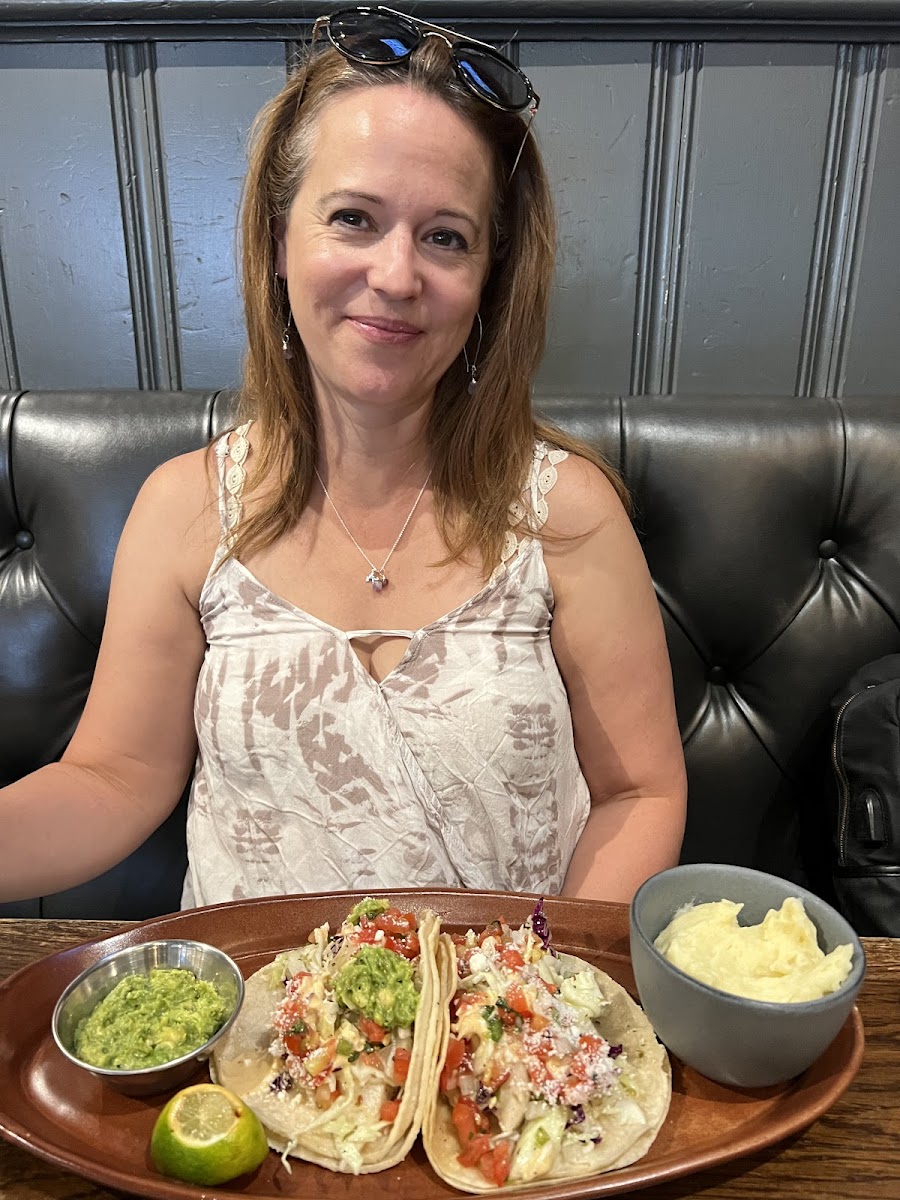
[{"xmin": 74, "ymin": 967, "xmax": 230, "ymax": 1070}]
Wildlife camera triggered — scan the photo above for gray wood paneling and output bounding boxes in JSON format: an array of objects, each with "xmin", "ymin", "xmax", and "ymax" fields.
[
  {"xmin": 0, "ymin": 237, "xmax": 17, "ymax": 390},
  {"xmin": 0, "ymin": 23, "xmax": 895, "ymax": 399},
  {"xmin": 798, "ymin": 44, "xmax": 887, "ymax": 398},
  {"xmin": 4, "ymin": 1, "xmax": 900, "ymax": 46},
  {"xmin": 677, "ymin": 43, "xmax": 835, "ymax": 395},
  {"xmin": 0, "ymin": 43, "xmax": 137, "ymax": 390},
  {"xmin": 108, "ymin": 41, "xmax": 181, "ymax": 390},
  {"xmin": 632, "ymin": 42, "xmax": 702, "ymax": 395},
  {"xmin": 841, "ymin": 44, "xmax": 900, "ymax": 396},
  {"xmin": 155, "ymin": 41, "xmax": 286, "ymax": 389},
  {"xmin": 522, "ymin": 41, "xmax": 651, "ymax": 397}
]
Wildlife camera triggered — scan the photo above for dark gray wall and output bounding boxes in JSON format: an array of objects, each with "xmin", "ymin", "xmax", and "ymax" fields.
[{"xmin": 0, "ymin": 2, "xmax": 898, "ymax": 397}]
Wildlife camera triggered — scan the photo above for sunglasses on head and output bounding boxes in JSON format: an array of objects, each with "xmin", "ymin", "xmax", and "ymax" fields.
[{"xmin": 313, "ymin": 5, "xmax": 539, "ymax": 116}]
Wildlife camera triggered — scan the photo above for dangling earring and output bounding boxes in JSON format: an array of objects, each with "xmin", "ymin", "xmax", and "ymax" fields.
[
  {"xmin": 281, "ymin": 318, "xmax": 294, "ymax": 361},
  {"xmin": 463, "ymin": 312, "xmax": 483, "ymax": 395},
  {"xmin": 275, "ymin": 271, "xmax": 294, "ymax": 360}
]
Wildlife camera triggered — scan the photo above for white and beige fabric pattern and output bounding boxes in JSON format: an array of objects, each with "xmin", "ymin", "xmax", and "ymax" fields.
[{"xmin": 180, "ymin": 431, "xmax": 590, "ymax": 908}]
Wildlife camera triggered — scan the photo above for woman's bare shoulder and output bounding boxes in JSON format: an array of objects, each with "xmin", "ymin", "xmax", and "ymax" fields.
[
  {"xmin": 126, "ymin": 444, "xmax": 222, "ymax": 599},
  {"xmin": 538, "ymin": 445, "xmax": 655, "ymax": 629},
  {"xmin": 136, "ymin": 443, "xmax": 218, "ymax": 523},
  {"xmin": 539, "ymin": 449, "xmax": 630, "ymax": 542}
]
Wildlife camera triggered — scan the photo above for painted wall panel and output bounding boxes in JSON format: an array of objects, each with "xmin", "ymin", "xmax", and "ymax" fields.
[
  {"xmin": 156, "ymin": 41, "xmax": 286, "ymax": 389},
  {"xmin": 841, "ymin": 45, "xmax": 900, "ymax": 395},
  {"xmin": 677, "ymin": 44, "xmax": 834, "ymax": 395},
  {"xmin": 0, "ymin": 43, "xmax": 137, "ymax": 389},
  {"xmin": 521, "ymin": 42, "xmax": 651, "ymax": 397},
  {"xmin": 0, "ymin": 34, "xmax": 895, "ymax": 398}
]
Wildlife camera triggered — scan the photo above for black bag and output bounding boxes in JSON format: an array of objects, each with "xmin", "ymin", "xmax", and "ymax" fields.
[{"xmin": 830, "ymin": 654, "xmax": 900, "ymax": 936}]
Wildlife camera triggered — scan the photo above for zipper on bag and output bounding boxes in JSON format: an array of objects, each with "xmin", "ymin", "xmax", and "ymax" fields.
[{"xmin": 832, "ymin": 684, "xmax": 875, "ymax": 868}]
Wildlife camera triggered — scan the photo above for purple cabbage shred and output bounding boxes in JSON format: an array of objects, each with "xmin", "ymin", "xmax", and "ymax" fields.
[
  {"xmin": 608, "ymin": 1044, "xmax": 623, "ymax": 1058},
  {"xmin": 566, "ymin": 1105, "xmax": 586, "ymax": 1128},
  {"xmin": 591, "ymin": 1135, "xmax": 604, "ymax": 1144},
  {"xmin": 529, "ymin": 898, "xmax": 555, "ymax": 954},
  {"xmin": 270, "ymin": 1072, "xmax": 293, "ymax": 1093}
]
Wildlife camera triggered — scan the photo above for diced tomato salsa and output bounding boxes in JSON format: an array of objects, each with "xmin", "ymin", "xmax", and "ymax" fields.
[
  {"xmin": 439, "ymin": 1036, "xmax": 467, "ymax": 1093},
  {"xmin": 392, "ymin": 1046, "xmax": 411, "ymax": 1084},
  {"xmin": 354, "ymin": 908, "xmax": 421, "ymax": 959}
]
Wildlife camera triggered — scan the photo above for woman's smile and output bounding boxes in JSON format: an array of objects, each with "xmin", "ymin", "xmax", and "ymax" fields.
[{"xmin": 345, "ymin": 314, "xmax": 424, "ymax": 345}]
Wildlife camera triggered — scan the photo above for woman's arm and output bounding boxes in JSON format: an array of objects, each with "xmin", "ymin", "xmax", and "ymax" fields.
[
  {"xmin": 0, "ymin": 449, "xmax": 216, "ymax": 901},
  {"xmin": 545, "ymin": 454, "xmax": 687, "ymax": 904}
]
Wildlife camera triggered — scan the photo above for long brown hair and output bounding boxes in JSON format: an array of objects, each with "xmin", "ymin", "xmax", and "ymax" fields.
[{"xmin": 232, "ymin": 35, "xmax": 628, "ymax": 573}]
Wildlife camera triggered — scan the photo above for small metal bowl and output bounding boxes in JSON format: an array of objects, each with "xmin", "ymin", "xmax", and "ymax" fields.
[{"xmin": 52, "ymin": 939, "xmax": 245, "ymax": 1097}]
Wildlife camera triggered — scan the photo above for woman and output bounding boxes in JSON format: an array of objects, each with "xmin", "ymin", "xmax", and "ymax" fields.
[{"xmin": 1, "ymin": 8, "xmax": 685, "ymax": 907}]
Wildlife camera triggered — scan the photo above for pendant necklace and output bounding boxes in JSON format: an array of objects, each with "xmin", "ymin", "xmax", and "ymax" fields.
[{"xmin": 315, "ymin": 466, "xmax": 433, "ymax": 592}]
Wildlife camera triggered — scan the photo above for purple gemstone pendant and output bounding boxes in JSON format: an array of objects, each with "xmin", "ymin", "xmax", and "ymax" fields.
[{"xmin": 366, "ymin": 568, "xmax": 388, "ymax": 592}]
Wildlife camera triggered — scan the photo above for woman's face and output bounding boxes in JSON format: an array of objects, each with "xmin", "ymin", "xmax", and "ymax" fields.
[{"xmin": 275, "ymin": 83, "xmax": 494, "ymax": 418}]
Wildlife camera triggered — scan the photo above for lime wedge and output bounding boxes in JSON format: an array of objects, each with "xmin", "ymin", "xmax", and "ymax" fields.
[
  {"xmin": 150, "ymin": 1083, "xmax": 269, "ymax": 1184},
  {"xmin": 168, "ymin": 1085, "xmax": 237, "ymax": 1143}
]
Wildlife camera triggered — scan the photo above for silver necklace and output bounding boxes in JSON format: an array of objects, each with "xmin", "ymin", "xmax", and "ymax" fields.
[{"xmin": 315, "ymin": 466, "xmax": 433, "ymax": 592}]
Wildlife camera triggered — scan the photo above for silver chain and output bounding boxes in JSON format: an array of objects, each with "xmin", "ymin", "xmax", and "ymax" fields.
[{"xmin": 315, "ymin": 465, "xmax": 433, "ymax": 591}]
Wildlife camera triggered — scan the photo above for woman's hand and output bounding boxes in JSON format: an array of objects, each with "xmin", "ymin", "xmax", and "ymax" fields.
[{"xmin": 544, "ymin": 455, "xmax": 687, "ymax": 904}]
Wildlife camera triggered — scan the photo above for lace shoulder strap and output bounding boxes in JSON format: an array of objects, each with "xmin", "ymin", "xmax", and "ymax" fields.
[
  {"xmin": 495, "ymin": 440, "xmax": 569, "ymax": 573},
  {"xmin": 528, "ymin": 439, "xmax": 569, "ymax": 530},
  {"xmin": 213, "ymin": 420, "xmax": 252, "ymax": 545}
]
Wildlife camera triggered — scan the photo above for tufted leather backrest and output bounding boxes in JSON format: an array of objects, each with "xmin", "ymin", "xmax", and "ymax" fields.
[
  {"xmin": 0, "ymin": 391, "xmax": 236, "ymax": 917},
  {"xmin": 539, "ymin": 395, "xmax": 900, "ymax": 903},
  {"xmin": 2, "ymin": 391, "xmax": 899, "ymax": 918}
]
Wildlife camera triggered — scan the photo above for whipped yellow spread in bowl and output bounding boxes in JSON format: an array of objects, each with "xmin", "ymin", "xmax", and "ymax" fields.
[
  {"xmin": 653, "ymin": 897, "xmax": 854, "ymax": 1003},
  {"xmin": 629, "ymin": 863, "xmax": 866, "ymax": 1087}
]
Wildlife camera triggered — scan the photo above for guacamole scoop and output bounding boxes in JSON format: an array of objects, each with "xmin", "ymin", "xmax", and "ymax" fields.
[
  {"xmin": 333, "ymin": 946, "xmax": 419, "ymax": 1028},
  {"xmin": 74, "ymin": 967, "xmax": 230, "ymax": 1070}
]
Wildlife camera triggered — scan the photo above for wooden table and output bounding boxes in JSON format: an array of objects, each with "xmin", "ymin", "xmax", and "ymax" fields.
[{"xmin": 0, "ymin": 920, "xmax": 897, "ymax": 1200}]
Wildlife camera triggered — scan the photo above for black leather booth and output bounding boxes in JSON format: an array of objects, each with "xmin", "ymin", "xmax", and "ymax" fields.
[{"xmin": 2, "ymin": 390, "xmax": 899, "ymax": 918}]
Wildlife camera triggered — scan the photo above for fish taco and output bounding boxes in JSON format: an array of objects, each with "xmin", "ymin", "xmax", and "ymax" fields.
[
  {"xmin": 211, "ymin": 897, "xmax": 441, "ymax": 1174},
  {"xmin": 423, "ymin": 903, "xmax": 671, "ymax": 1192}
]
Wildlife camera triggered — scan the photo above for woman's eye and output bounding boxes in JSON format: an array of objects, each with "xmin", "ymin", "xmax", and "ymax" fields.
[
  {"xmin": 427, "ymin": 228, "xmax": 468, "ymax": 251},
  {"xmin": 331, "ymin": 210, "xmax": 370, "ymax": 230}
]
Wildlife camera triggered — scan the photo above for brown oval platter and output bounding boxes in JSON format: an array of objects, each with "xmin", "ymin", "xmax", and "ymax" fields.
[{"xmin": 0, "ymin": 888, "xmax": 865, "ymax": 1200}]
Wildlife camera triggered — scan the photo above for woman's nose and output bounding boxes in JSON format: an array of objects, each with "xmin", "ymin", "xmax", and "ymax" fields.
[{"xmin": 367, "ymin": 231, "xmax": 422, "ymax": 300}]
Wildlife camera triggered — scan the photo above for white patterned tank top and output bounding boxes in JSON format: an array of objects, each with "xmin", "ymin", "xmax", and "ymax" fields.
[{"xmin": 180, "ymin": 428, "xmax": 591, "ymax": 907}]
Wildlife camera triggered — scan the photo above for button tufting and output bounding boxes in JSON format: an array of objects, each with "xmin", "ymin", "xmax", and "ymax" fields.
[
  {"xmin": 15, "ymin": 530, "xmax": 34, "ymax": 549},
  {"xmin": 818, "ymin": 538, "xmax": 838, "ymax": 558},
  {"xmin": 708, "ymin": 665, "xmax": 727, "ymax": 684}
]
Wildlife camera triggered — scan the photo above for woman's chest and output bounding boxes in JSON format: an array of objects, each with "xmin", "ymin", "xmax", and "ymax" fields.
[
  {"xmin": 199, "ymin": 560, "xmax": 558, "ymax": 728},
  {"xmin": 237, "ymin": 512, "xmax": 491, "ymax": 681}
]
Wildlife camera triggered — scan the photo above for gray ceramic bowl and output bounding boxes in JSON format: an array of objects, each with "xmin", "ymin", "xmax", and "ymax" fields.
[
  {"xmin": 629, "ymin": 864, "xmax": 865, "ymax": 1088},
  {"xmin": 52, "ymin": 939, "xmax": 244, "ymax": 1097}
]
